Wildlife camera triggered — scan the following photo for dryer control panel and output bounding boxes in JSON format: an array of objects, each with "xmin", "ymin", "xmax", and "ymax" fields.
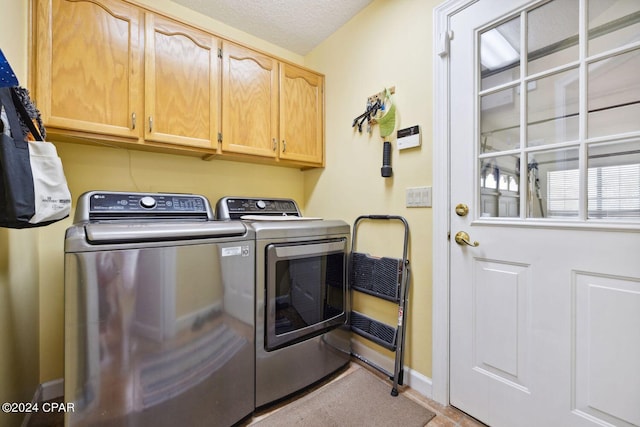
[{"xmin": 215, "ymin": 197, "xmax": 301, "ymax": 220}]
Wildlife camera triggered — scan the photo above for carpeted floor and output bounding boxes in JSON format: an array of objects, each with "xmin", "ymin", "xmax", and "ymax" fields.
[{"xmin": 251, "ymin": 368, "xmax": 436, "ymax": 427}]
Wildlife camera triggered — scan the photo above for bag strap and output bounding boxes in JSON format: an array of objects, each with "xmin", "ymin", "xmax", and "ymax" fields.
[
  {"xmin": 10, "ymin": 87, "xmax": 43, "ymax": 141},
  {"xmin": 0, "ymin": 87, "xmax": 27, "ymax": 142}
]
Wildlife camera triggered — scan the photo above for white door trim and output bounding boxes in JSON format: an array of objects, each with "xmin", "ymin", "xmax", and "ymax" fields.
[{"xmin": 432, "ymin": 0, "xmax": 478, "ymax": 406}]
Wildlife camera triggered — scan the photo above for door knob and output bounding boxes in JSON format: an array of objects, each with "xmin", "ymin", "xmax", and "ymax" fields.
[{"xmin": 455, "ymin": 231, "xmax": 479, "ymax": 247}]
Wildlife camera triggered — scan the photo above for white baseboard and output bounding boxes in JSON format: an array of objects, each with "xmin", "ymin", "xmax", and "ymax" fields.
[
  {"xmin": 20, "ymin": 378, "xmax": 64, "ymax": 427},
  {"xmin": 40, "ymin": 378, "xmax": 64, "ymax": 401},
  {"xmin": 351, "ymin": 339, "xmax": 433, "ymax": 399},
  {"xmin": 404, "ymin": 367, "xmax": 433, "ymax": 399}
]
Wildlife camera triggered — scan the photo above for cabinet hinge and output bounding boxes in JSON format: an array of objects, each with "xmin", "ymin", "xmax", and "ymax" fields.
[
  {"xmin": 217, "ymin": 132, "xmax": 222, "ymax": 142},
  {"xmin": 218, "ymin": 48, "xmax": 222, "ymax": 58}
]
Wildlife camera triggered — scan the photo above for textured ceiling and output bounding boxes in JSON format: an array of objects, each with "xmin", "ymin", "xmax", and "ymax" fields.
[{"xmin": 171, "ymin": 0, "xmax": 374, "ymax": 55}]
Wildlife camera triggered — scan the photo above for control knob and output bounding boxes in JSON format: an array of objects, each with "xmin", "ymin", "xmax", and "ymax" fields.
[
  {"xmin": 256, "ymin": 200, "xmax": 266, "ymax": 210},
  {"xmin": 140, "ymin": 196, "xmax": 157, "ymax": 209}
]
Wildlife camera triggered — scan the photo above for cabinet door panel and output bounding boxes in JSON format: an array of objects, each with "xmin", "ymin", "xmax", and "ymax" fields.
[
  {"xmin": 145, "ymin": 14, "xmax": 219, "ymax": 149},
  {"xmin": 36, "ymin": 0, "xmax": 142, "ymax": 138},
  {"xmin": 280, "ymin": 64, "xmax": 324, "ymax": 165},
  {"xmin": 221, "ymin": 42, "xmax": 278, "ymax": 158}
]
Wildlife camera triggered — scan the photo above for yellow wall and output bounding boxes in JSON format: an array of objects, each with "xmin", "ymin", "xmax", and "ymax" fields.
[
  {"xmin": 36, "ymin": 0, "xmax": 310, "ymax": 383},
  {"xmin": 37, "ymin": 146, "xmax": 305, "ymax": 383},
  {"xmin": 0, "ymin": 3, "xmax": 40, "ymax": 427},
  {"xmin": 3, "ymin": 0, "xmax": 306, "ymax": 393},
  {"xmin": 304, "ymin": 0, "xmax": 439, "ymax": 377},
  {"xmin": 1, "ymin": 0, "xmax": 439, "ymax": 415}
]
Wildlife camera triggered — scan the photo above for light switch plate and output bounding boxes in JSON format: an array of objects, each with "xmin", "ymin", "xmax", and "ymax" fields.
[{"xmin": 406, "ymin": 186, "xmax": 432, "ymax": 208}]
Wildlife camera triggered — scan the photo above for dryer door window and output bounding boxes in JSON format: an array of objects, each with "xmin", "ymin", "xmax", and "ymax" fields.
[{"xmin": 265, "ymin": 238, "xmax": 347, "ymax": 351}]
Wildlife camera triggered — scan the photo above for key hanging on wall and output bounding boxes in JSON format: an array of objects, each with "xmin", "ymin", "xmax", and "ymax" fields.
[{"xmin": 351, "ymin": 87, "xmax": 397, "ymax": 178}]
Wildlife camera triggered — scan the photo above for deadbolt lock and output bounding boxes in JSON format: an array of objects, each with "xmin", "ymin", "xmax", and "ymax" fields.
[{"xmin": 455, "ymin": 203, "xmax": 469, "ymax": 217}]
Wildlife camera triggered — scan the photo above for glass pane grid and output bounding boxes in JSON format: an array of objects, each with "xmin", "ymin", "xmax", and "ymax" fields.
[{"xmin": 477, "ymin": 0, "xmax": 640, "ymax": 225}]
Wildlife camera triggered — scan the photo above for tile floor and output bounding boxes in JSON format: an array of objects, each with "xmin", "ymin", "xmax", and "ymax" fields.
[{"xmin": 246, "ymin": 360, "xmax": 488, "ymax": 427}]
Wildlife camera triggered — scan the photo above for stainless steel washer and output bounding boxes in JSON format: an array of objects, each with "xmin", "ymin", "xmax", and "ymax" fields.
[
  {"xmin": 216, "ymin": 197, "xmax": 351, "ymax": 407},
  {"xmin": 64, "ymin": 191, "xmax": 255, "ymax": 426}
]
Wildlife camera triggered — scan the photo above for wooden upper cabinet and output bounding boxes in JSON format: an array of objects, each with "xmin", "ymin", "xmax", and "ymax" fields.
[
  {"xmin": 144, "ymin": 14, "xmax": 219, "ymax": 149},
  {"xmin": 221, "ymin": 41, "xmax": 279, "ymax": 158},
  {"xmin": 34, "ymin": 0, "xmax": 143, "ymax": 139},
  {"xmin": 33, "ymin": 0, "xmax": 324, "ymax": 166},
  {"xmin": 279, "ymin": 63, "xmax": 324, "ymax": 165},
  {"xmin": 220, "ymin": 42, "xmax": 325, "ymax": 166}
]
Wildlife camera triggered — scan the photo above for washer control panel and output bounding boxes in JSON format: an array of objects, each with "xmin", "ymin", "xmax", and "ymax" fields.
[
  {"xmin": 215, "ymin": 197, "xmax": 300, "ymax": 220},
  {"xmin": 74, "ymin": 191, "xmax": 214, "ymax": 222}
]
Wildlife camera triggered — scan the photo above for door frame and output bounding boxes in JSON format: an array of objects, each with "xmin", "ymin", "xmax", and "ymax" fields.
[{"xmin": 432, "ymin": 0, "xmax": 479, "ymax": 406}]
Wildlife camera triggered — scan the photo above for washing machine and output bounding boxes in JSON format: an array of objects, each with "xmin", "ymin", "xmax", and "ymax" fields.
[{"xmin": 64, "ymin": 191, "xmax": 255, "ymax": 426}]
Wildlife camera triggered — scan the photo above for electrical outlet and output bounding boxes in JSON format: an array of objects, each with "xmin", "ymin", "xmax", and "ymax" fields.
[{"xmin": 406, "ymin": 186, "xmax": 432, "ymax": 208}]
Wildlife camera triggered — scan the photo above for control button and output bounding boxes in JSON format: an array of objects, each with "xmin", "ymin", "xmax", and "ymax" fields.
[
  {"xmin": 139, "ymin": 196, "xmax": 157, "ymax": 209},
  {"xmin": 256, "ymin": 200, "xmax": 266, "ymax": 209}
]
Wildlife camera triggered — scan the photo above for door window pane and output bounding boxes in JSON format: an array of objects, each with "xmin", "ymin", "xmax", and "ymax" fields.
[
  {"xmin": 477, "ymin": 0, "xmax": 640, "ymax": 224},
  {"xmin": 480, "ymin": 17, "xmax": 520, "ymax": 91},
  {"xmin": 527, "ymin": 0, "xmax": 579, "ymax": 76},
  {"xmin": 527, "ymin": 68, "xmax": 579, "ymax": 146},
  {"xmin": 532, "ymin": 148, "xmax": 580, "ymax": 218},
  {"xmin": 588, "ymin": 141, "xmax": 640, "ymax": 219},
  {"xmin": 588, "ymin": 0, "xmax": 640, "ymax": 56},
  {"xmin": 588, "ymin": 48, "xmax": 640, "ymax": 138},
  {"xmin": 481, "ymin": 86, "xmax": 520, "ymax": 153},
  {"xmin": 480, "ymin": 155, "xmax": 521, "ymax": 218}
]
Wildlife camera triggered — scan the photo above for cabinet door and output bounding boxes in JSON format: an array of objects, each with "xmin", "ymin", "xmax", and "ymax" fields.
[
  {"xmin": 221, "ymin": 41, "xmax": 279, "ymax": 158},
  {"xmin": 35, "ymin": 0, "xmax": 142, "ymax": 139},
  {"xmin": 145, "ymin": 14, "xmax": 219, "ymax": 149},
  {"xmin": 279, "ymin": 63, "xmax": 324, "ymax": 165}
]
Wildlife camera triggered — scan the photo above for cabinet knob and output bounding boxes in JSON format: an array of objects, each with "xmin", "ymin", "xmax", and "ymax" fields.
[
  {"xmin": 282, "ymin": 140, "xmax": 286, "ymax": 153},
  {"xmin": 149, "ymin": 116, "xmax": 153, "ymax": 133},
  {"xmin": 131, "ymin": 112, "xmax": 136, "ymax": 130}
]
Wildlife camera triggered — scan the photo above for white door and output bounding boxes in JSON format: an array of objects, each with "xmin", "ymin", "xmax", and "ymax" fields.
[{"xmin": 448, "ymin": 1, "xmax": 640, "ymax": 426}]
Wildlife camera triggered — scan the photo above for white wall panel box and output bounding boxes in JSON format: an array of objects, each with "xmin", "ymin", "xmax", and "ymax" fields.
[{"xmin": 397, "ymin": 125, "xmax": 421, "ymax": 150}]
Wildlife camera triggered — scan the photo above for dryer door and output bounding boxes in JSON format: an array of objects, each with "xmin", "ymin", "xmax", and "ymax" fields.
[{"xmin": 264, "ymin": 238, "xmax": 347, "ymax": 351}]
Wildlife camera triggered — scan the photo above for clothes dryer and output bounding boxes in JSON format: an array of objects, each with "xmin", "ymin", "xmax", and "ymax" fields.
[{"xmin": 216, "ymin": 197, "xmax": 351, "ymax": 407}]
